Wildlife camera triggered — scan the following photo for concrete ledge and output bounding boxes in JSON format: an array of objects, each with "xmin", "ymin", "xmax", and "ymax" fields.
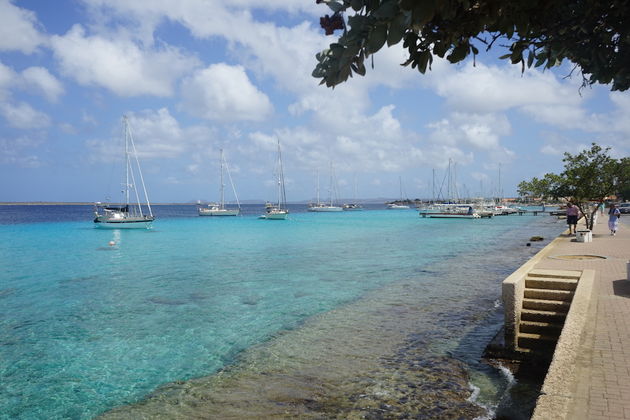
[
  {"xmin": 502, "ymin": 233, "xmax": 570, "ymax": 349},
  {"xmin": 531, "ymin": 269, "xmax": 596, "ymax": 420}
]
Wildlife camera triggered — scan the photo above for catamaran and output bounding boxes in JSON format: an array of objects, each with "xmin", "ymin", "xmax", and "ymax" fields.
[
  {"xmin": 198, "ymin": 149, "xmax": 241, "ymax": 216},
  {"xmin": 260, "ymin": 139, "xmax": 289, "ymax": 220},
  {"xmin": 308, "ymin": 162, "xmax": 342, "ymax": 212},
  {"xmin": 94, "ymin": 116, "xmax": 154, "ymax": 229}
]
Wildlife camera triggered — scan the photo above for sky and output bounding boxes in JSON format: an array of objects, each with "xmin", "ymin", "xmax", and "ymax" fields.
[{"xmin": 1, "ymin": 0, "xmax": 629, "ymax": 203}]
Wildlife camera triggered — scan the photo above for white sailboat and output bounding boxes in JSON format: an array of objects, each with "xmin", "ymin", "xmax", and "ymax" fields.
[
  {"xmin": 343, "ymin": 174, "xmax": 363, "ymax": 211},
  {"xmin": 308, "ymin": 162, "xmax": 342, "ymax": 212},
  {"xmin": 94, "ymin": 116, "xmax": 154, "ymax": 229},
  {"xmin": 417, "ymin": 159, "xmax": 486, "ymax": 218},
  {"xmin": 387, "ymin": 176, "xmax": 410, "ymax": 209},
  {"xmin": 418, "ymin": 203, "xmax": 481, "ymax": 218},
  {"xmin": 260, "ymin": 139, "xmax": 289, "ymax": 220},
  {"xmin": 198, "ymin": 149, "xmax": 240, "ymax": 216}
]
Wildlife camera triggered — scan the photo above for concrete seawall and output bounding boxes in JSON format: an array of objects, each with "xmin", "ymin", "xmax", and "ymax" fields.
[
  {"xmin": 502, "ymin": 217, "xmax": 629, "ymax": 419},
  {"xmin": 501, "ymin": 233, "xmax": 571, "ymax": 352}
]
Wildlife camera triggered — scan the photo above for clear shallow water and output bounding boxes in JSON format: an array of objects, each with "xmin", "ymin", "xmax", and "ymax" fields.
[{"xmin": 0, "ymin": 205, "xmax": 564, "ymax": 419}]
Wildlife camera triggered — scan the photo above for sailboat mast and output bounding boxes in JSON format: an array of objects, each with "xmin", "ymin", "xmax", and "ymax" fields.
[
  {"xmin": 124, "ymin": 116, "xmax": 130, "ymax": 207},
  {"xmin": 329, "ymin": 161, "xmax": 334, "ymax": 206},
  {"xmin": 447, "ymin": 159, "xmax": 452, "ymax": 202},
  {"xmin": 432, "ymin": 168, "xmax": 435, "ymax": 203},
  {"xmin": 276, "ymin": 139, "xmax": 286, "ymax": 209},
  {"xmin": 126, "ymin": 117, "xmax": 152, "ymax": 217},
  {"xmin": 497, "ymin": 163, "xmax": 503, "ymax": 203},
  {"xmin": 219, "ymin": 148, "xmax": 225, "ymax": 209},
  {"xmin": 316, "ymin": 169, "xmax": 320, "ymax": 205}
]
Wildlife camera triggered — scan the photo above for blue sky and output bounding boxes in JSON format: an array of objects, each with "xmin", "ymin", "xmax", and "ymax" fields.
[{"xmin": 1, "ymin": 0, "xmax": 629, "ymax": 203}]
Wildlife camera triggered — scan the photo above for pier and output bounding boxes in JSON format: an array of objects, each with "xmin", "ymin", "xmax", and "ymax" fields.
[
  {"xmin": 500, "ymin": 218, "xmax": 629, "ymax": 419},
  {"xmin": 516, "ymin": 210, "xmax": 565, "ymax": 216}
]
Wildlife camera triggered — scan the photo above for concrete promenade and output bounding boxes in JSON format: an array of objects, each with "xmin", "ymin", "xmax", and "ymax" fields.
[{"xmin": 531, "ymin": 216, "xmax": 630, "ymax": 419}]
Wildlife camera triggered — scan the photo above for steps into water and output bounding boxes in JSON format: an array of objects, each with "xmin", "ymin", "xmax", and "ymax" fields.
[{"xmin": 516, "ymin": 269, "xmax": 581, "ymax": 354}]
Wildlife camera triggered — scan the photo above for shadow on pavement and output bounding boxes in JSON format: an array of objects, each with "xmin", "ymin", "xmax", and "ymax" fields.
[{"xmin": 612, "ymin": 279, "xmax": 630, "ymax": 297}]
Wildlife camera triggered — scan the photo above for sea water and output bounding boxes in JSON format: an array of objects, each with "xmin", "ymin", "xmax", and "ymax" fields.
[{"xmin": 0, "ymin": 205, "xmax": 564, "ymax": 419}]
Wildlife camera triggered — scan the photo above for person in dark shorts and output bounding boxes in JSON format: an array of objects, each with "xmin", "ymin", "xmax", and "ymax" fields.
[{"xmin": 566, "ymin": 202, "xmax": 579, "ymax": 235}]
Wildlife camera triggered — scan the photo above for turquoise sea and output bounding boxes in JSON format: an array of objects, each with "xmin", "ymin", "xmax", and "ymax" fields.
[{"xmin": 0, "ymin": 205, "xmax": 564, "ymax": 419}]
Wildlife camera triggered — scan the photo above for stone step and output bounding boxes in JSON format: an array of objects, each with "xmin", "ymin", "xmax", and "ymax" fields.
[
  {"xmin": 517, "ymin": 332, "xmax": 558, "ymax": 351},
  {"xmin": 528, "ymin": 269, "xmax": 582, "ymax": 279},
  {"xmin": 519, "ymin": 320, "xmax": 563, "ymax": 336},
  {"xmin": 524, "ymin": 288, "xmax": 575, "ymax": 302},
  {"xmin": 513, "ymin": 346, "xmax": 554, "ymax": 360},
  {"xmin": 525, "ymin": 277, "xmax": 578, "ymax": 291},
  {"xmin": 520, "ymin": 309, "xmax": 568, "ymax": 323},
  {"xmin": 523, "ymin": 298, "xmax": 571, "ymax": 312}
]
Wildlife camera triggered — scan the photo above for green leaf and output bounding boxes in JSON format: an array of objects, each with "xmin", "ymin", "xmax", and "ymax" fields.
[
  {"xmin": 352, "ymin": 58, "xmax": 367, "ymax": 75},
  {"xmin": 534, "ymin": 55, "xmax": 546, "ymax": 67},
  {"xmin": 412, "ymin": 0, "xmax": 437, "ymax": 27},
  {"xmin": 350, "ymin": 0, "xmax": 363, "ymax": 12},
  {"xmin": 373, "ymin": 0, "xmax": 398, "ymax": 20},
  {"xmin": 366, "ymin": 24, "xmax": 388, "ymax": 54},
  {"xmin": 387, "ymin": 13, "xmax": 407, "ymax": 46},
  {"xmin": 418, "ymin": 51, "xmax": 430, "ymax": 73},
  {"xmin": 447, "ymin": 44, "xmax": 468, "ymax": 63},
  {"xmin": 326, "ymin": 1, "xmax": 344, "ymax": 13}
]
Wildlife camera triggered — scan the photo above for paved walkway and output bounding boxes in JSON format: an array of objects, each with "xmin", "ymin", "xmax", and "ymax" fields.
[{"xmin": 531, "ymin": 215, "xmax": 630, "ymax": 419}]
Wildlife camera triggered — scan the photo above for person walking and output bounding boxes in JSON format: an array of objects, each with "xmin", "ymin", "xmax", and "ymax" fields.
[
  {"xmin": 566, "ymin": 202, "xmax": 579, "ymax": 235},
  {"xmin": 608, "ymin": 203, "xmax": 621, "ymax": 235}
]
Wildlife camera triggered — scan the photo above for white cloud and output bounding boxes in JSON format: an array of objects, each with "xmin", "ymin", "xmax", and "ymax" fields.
[
  {"xmin": 59, "ymin": 122, "xmax": 78, "ymax": 134},
  {"xmin": 471, "ymin": 172, "xmax": 489, "ymax": 181},
  {"xmin": 0, "ymin": 101, "xmax": 51, "ymax": 129},
  {"xmin": 541, "ymin": 144, "xmax": 565, "ymax": 156},
  {"xmin": 607, "ymin": 92, "xmax": 630, "ymax": 135},
  {"xmin": 0, "ymin": 61, "xmax": 16, "ymax": 100},
  {"xmin": 0, "ymin": 0, "xmax": 45, "ymax": 54},
  {"xmin": 0, "ymin": 62, "xmax": 64, "ymax": 103},
  {"xmin": 0, "ymin": 135, "xmax": 44, "ymax": 167},
  {"xmin": 427, "ymin": 112, "xmax": 511, "ymax": 151},
  {"xmin": 79, "ymin": 1, "xmax": 330, "ymax": 95},
  {"xmin": 50, "ymin": 24, "xmax": 199, "ymax": 97},
  {"xmin": 180, "ymin": 64, "xmax": 273, "ymax": 122},
  {"xmin": 20, "ymin": 67, "xmax": 64, "ymax": 102},
  {"xmin": 87, "ymin": 108, "xmax": 216, "ymax": 162},
  {"xmin": 427, "ymin": 61, "xmax": 582, "ymax": 114}
]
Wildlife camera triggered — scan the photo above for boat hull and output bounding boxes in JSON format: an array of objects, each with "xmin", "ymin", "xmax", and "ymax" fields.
[
  {"xmin": 308, "ymin": 206, "xmax": 343, "ymax": 212},
  {"xmin": 420, "ymin": 213, "xmax": 480, "ymax": 219},
  {"xmin": 94, "ymin": 216, "xmax": 154, "ymax": 229},
  {"xmin": 262, "ymin": 210, "xmax": 289, "ymax": 220},
  {"xmin": 198, "ymin": 209, "xmax": 239, "ymax": 216}
]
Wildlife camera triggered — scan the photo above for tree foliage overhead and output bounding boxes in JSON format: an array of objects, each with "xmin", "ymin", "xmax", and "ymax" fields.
[
  {"xmin": 313, "ymin": 0, "xmax": 630, "ymax": 91},
  {"xmin": 518, "ymin": 143, "xmax": 625, "ymax": 230}
]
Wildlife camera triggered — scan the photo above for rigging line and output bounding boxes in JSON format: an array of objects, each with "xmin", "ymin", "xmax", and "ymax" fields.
[
  {"xmin": 127, "ymin": 118, "xmax": 153, "ymax": 217},
  {"xmin": 223, "ymin": 152, "xmax": 241, "ymax": 209}
]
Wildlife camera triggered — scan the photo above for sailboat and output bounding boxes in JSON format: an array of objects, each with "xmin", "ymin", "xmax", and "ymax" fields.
[
  {"xmin": 417, "ymin": 159, "xmax": 485, "ymax": 218},
  {"xmin": 94, "ymin": 116, "xmax": 155, "ymax": 229},
  {"xmin": 343, "ymin": 174, "xmax": 363, "ymax": 210},
  {"xmin": 387, "ymin": 176, "xmax": 410, "ymax": 209},
  {"xmin": 308, "ymin": 162, "xmax": 342, "ymax": 212},
  {"xmin": 198, "ymin": 149, "xmax": 241, "ymax": 216},
  {"xmin": 260, "ymin": 139, "xmax": 289, "ymax": 220}
]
